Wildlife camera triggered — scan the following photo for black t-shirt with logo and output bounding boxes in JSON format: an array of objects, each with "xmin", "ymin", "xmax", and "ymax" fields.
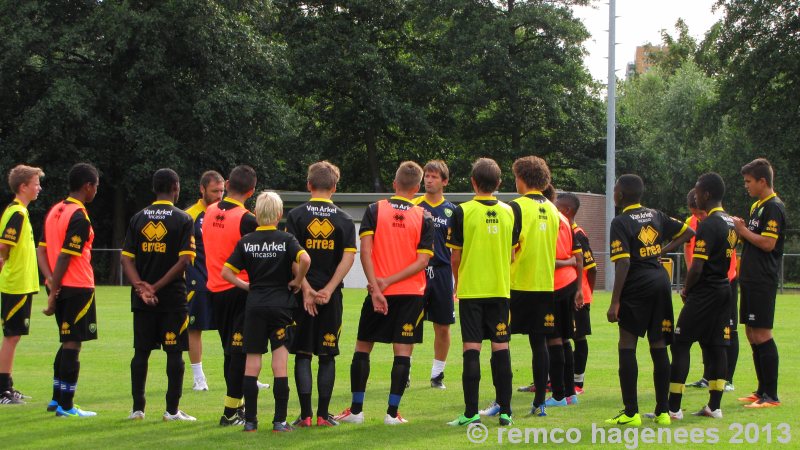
[
  {"xmin": 690, "ymin": 208, "xmax": 737, "ymax": 291},
  {"xmin": 122, "ymin": 201, "xmax": 196, "ymax": 312},
  {"xmin": 285, "ymin": 199, "xmax": 357, "ymax": 291},
  {"xmin": 739, "ymin": 195, "xmax": 786, "ymax": 285},
  {"xmin": 225, "ymin": 226, "xmax": 306, "ymax": 308},
  {"xmin": 609, "ymin": 204, "xmax": 687, "ymax": 291}
]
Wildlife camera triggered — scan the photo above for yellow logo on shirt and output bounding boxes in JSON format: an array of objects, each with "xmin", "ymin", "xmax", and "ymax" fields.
[
  {"xmin": 141, "ymin": 221, "xmax": 168, "ymax": 253},
  {"xmin": 727, "ymin": 230, "xmax": 738, "ymax": 249},
  {"xmin": 638, "ymin": 226, "xmax": 661, "ymax": 257},
  {"xmin": 611, "ymin": 240, "xmax": 623, "ymax": 254},
  {"xmin": 2, "ymin": 227, "xmax": 16, "ymax": 240},
  {"xmin": 306, "ymin": 218, "xmax": 335, "ymax": 250},
  {"xmin": 766, "ymin": 220, "xmax": 778, "ymax": 233},
  {"xmin": 68, "ymin": 235, "xmax": 82, "ymax": 250}
]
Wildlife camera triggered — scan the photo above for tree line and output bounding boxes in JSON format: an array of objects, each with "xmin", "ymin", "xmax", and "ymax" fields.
[{"xmin": 1, "ymin": 0, "xmax": 797, "ymax": 281}]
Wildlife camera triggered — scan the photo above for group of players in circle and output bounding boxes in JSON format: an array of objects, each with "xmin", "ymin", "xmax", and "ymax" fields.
[{"xmin": 0, "ymin": 155, "xmax": 784, "ymax": 432}]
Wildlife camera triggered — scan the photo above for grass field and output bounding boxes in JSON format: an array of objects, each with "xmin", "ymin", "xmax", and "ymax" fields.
[{"xmin": 1, "ymin": 287, "xmax": 797, "ymax": 449}]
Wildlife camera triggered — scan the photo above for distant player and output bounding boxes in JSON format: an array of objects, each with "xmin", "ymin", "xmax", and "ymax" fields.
[
  {"xmin": 0, "ymin": 165, "xmax": 43, "ymax": 404},
  {"xmin": 202, "ymin": 165, "xmax": 258, "ymax": 426},
  {"xmin": 37, "ymin": 163, "xmax": 101, "ymax": 417},
  {"xmin": 684, "ymin": 188, "xmax": 740, "ymax": 392},
  {"xmin": 121, "ymin": 169, "xmax": 197, "ymax": 421},
  {"xmin": 446, "ymin": 158, "xmax": 516, "ymax": 427},
  {"xmin": 285, "ymin": 161, "xmax": 356, "ymax": 427},
  {"xmin": 666, "ymin": 172, "xmax": 735, "ymax": 420},
  {"xmin": 541, "ymin": 185, "xmax": 582, "ymax": 408},
  {"xmin": 412, "ymin": 160, "xmax": 456, "ymax": 389},
  {"xmin": 605, "ymin": 174, "xmax": 693, "ymax": 427},
  {"xmin": 555, "ymin": 192, "xmax": 597, "ymax": 396},
  {"xmin": 184, "ymin": 170, "xmax": 225, "ymax": 391},
  {"xmin": 334, "ymin": 161, "xmax": 433, "ymax": 425},
  {"xmin": 733, "ymin": 158, "xmax": 785, "ymax": 408},
  {"xmin": 222, "ymin": 191, "xmax": 311, "ymax": 432}
]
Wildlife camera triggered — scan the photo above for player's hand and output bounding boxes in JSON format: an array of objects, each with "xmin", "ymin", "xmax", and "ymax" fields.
[
  {"xmin": 680, "ymin": 289, "xmax": 687, "ymax": 303},
  {"xmin": 288, "ymin": 277, "xmax": 303, "ymax": 294},
  {"xmin": 574, "ymin": 290, "xmax": 584, "ymax": 310},
  {"xmin": 732, "ymin": 216, "xmax": 747, "ymax": 233},
  {"xmin": 375, "ymin": 277, "xmax": 389, "ymax": 293},
  {"xmin": 607, "ymin": 302, "xmax": 620, "ymax": 323},
  {"xmin": 315, "ymin": 288, "xmax": 332, "ymax": 305},
  {"xmin": 142, "ymin": 293, "xmax": 159, "ymax": 306},
  {"xmin": 42, "ymin": 291, "xmax": 57, "ymax": 316},
  {"xmin": 303, "ymin": 292, "xmax": 318, "ymax": 317},
  {"xmin": 372, "ymin": 291, "xmax": 388, "ymax": 315}
]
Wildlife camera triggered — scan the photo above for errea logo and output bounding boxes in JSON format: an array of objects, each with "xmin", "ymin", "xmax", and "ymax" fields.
[
  {"xmin": 323, "ymin": 333, "xmax": 337, "ymax": 347},
  {"xmin": 401, "ymin": 323, "xmax": 414, "ymax": 337},
  {"xmin": 164, "ymin": 332, "xmax": 177, "ymax": 345}
]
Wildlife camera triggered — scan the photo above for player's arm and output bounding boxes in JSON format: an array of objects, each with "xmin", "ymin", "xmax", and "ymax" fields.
[
  {"xmin": 555, "ymin": 255, "xmax": 577, "ymax": 268},
  {"xmin": 222, "ymin": 241, "xmax": 250, "ymax": 291},
  {"xmin": 682, "ymin": 259, "xmax": 704, "ymax": 300},
  {"xmin": 682, "ymin": 221, "xmax": 713, "ymax": 299},
  {"xmin": 447, "ymin": 205, "xmax": 464, "ymax": 292},
  {"xmin": 360, "ymin": 234, "xmax": 387, "ymax": 314},
  {"xmin": 289, "ymin": 250, "xmax": 311, "ymax": 294},
  {"xmin": 660, "ymin": 214, "xmax": 695, "ymax": 256},
  {"xmin": 317, "ymin": 219, "xmax": 357, "ymax": 304},
  {"xmin": 586, "ymin": 264, "xmax": 597, "ymax": 292},
  {"xmin": 0, "ymin": 211, "xmax": 25, "ymax": 270},
  {"xmin": 607, "ymin": 219, "xmax": 630, "ymax": 323},
  {"xmin": 733, "ymin": 211, "xmax": 779, "ymax": 252},
  {"xmin": 450, "ymin": 248, "xmax": 461, "ymax": 292},
  {"xmin": 0, "ymin": 243, "xmax": 9, "ymax": 268},
  {"xmin": 151, "ymin": 217, "xmax": 196, "ymax": 292},
  {"xmin": 573, "ymin": 247, "xmax": 584, "ymax": 309}
]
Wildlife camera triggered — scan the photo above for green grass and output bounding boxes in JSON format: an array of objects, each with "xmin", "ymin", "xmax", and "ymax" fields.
[{"xmin": 1, "ymin": 287, "xmax": 797, "ymax": 449}]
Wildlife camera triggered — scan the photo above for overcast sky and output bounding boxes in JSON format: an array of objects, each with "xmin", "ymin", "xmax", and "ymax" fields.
[{"xmin": 572, "ymin": 0, "xmax": 724, "ymax": 82}]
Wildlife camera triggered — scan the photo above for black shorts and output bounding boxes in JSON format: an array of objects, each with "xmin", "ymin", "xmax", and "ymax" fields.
[
  {"xmin": 356, "ymin": 295, "xmax": 424, "ymax": 344},
  {"xmin": 243, "ymin": 305, "xmax": 294, "ymax": 354},
  {"xmin": 553, "ymin": 281, "xmax": 577, "ymax": 340},
  {"xmin": 675, "ymin": 284, "xmax": 731, "ymax": 346},
  {"xmin": 55, "ymin": 287, "xmax": 98, "ymax": 343},
  {"xmin": 133, "ymin": 309, "xmax": 189, "ymax": 352},
  {"xmin": 739, "ymin": 281, "xmax": 777, "ymax": 329},
  {"xmin": 1, "ymin": 292, "xmax": 34, "ymax": 337},
  {"xmin": 618, "ymin": 277, "xmax": 673, "ymax": 344},
  {"xmin": 509, "ymin": 290, "xmax": 555, "ymax": 335},
  {"xmin": 459, "ymin": 298, "xmax": 510, "ymax": 344},
  {"xmin": 574, "ymin": 305, "xmax": 592, "ymax": 339},
  {"xmin": 210, "ymin": 287, "xmax": 247, "ymax": 354},
  {"xmin": 729, "ymin": 278, "xmax": 739, "ymax": 327},
  {"xmin": 290, "ymin": 289, "xmax": 343, "ymax": 356},
  {"xmin": 188, "ymin": 288, "xmax": 215, "ymax": 331},
  {"xmin": 423, "ymin": 265, "xmax": 455, "ymax": 325}
]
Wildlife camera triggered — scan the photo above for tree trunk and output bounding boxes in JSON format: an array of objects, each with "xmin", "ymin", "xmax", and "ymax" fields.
[{"xmin": 365, "ymin": 128, "xmax": 383, "ymax": 192}]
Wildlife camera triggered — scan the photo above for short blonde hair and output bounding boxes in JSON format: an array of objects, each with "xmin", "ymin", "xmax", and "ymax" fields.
[
  {"xmin": 395, "ymin": 161, "xmax": 423, "ymax": 192},
  {"xmin": 254, "ymin": 190, "xmax": 283, "ymax": 226},
  {"xmin": 8, "ymin": 165, "xmax": 44, "ymax": 193}
]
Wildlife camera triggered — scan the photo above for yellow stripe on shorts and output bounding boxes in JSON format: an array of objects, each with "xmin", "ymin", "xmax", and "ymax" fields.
[
  {"xmin": 74, "ymin": 292, "xmax": 95, "ymax": 324},
  {"xmin": 5, "ymin": 295, "xmax": 28, "ymax": 321}
]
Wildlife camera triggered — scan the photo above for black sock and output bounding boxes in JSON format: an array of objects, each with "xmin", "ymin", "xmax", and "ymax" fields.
[
  {"xmin": 294, "ymin": 354, "xmax": 313, "ymax": 419},
  {"xmin": 751, "ymin": 343, "xmax": 763, "ymax": 395},
  {"xmin": 669, "ymin": 343, "xmax": 690, "ymax": 413},
  {"xmin": 273, "ymin": 377, "xmax": 290, "ymax": 424},
  {"xmin": 462, "ymin": 350, "xmax": 480, "ymax": 417},
  {"xmin": 130, "ymin": 349, "xmax": 150, "ymax": 412},
  {"xmin": 650, "ymin": 347, "xmax": 670, "ymax": 414},
  {"xmin": 530, "ymin": 333, "xmax": 549, "ymax": 406},
  {"xmin": 59, "ymin": 349, "xmax": 80, "ymax": 410},
  {"xmin": 758, "ymin": 339, "xmax": 779, "ymax": 400},
  {"xmin": 548, "ymin": 344, "xmax": 565, "ymax": 400},
  {"xmin": 700, "ymin": 344, "xmax": 712, "ymax": 381},
  {"xmin": 317, "ymin": 356, "xmax": 335, "ymax": 419},
  {"xmin": 52, "ymin": 347, "xmax": 63, "ymax": 403},
  {"xmin": 387, "ymin": 356, "xmax": 411, "ymax": 417},
  {"xmin": 708, "ymin": 345, "xmax": 727, "ymax": 411},
  {"xmin": 243, "ymin": 375, "xmax": 258, "ymax": 422},
  {"xmin": 563, "ymin": 342, "xmax": 576, "ymax": 397},
  {"xmin": 224, "ymin": 352, "xmax": 245, "ymax": 417},
  {"xmin": 165, "ymin": 351, "xmax": 184, "ymax": 415},
  {"xmin": 0, "ymin": 373, "xmax": 9, "ymax": 392},
  {"xmin": 573, "ymin": 339, "xmax": 588, "ymax": 388},
  {"xmin": 727, "ymin": 330, "xmax": 739, "ymax": 384},
  {"xmin": 492, "ymin": 349, "xmax": 512, "ymax": 415},
  {"xmin": 619, "ymin": 348, "xmax": 638, "ymax": 416},
  {"xmin": 349, "ymin": 352, "xmax": 370, "ymax": 414}
]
